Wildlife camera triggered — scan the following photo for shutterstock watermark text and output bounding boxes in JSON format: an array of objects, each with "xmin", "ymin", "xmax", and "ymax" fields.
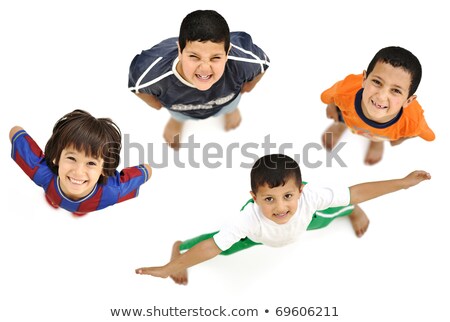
[{"xmin": 122, "ymin": 134, "xmax": 347, "ymax": 169}]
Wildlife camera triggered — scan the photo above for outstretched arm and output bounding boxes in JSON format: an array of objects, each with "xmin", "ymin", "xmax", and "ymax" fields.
[
  {"xmin": 325, "ymin": 103, "xmax": 340, "ymax": 122},
  {"xmin": 135, "ymin": 238, "xmax": 221, "ymax": 279},
  {"xmin": 349, "ymin": 170, "xmax": 431, "ymax": 204},
  {"xmin": 9, "ymin": 126, "xmax": 24, "ymax": 141}
]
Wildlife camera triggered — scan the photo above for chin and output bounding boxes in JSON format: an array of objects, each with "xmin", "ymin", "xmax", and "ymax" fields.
[{"xmin": 195, "ymin": 83, "xmax": 213, "ymax": 91}]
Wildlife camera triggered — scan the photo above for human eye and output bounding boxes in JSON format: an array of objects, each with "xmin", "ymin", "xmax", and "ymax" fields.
[
  {"xmin": 392, "ymin": 88, "xmax": 403, "ymax": 95},
  {"xmin": 66, "ymin": 156, "xmax": 76, "ymax": 161},
  {"xmin": 284, "ymin": 193, "xmax": 293, "ymax": 199},
  {"xmin": 87, "ymin": 161, "xmax": 97, "ymax": 166},
  {"xmin": 264, "ymin": 197, "xmax": 273, "ymax": 203},
  {"xmin": 371, "ymin": 79, "xmax": 381, "ymax": 86}
]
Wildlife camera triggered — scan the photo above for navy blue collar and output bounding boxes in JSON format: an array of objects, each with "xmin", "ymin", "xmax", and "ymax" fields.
[{"xmin": 355, "ymin": 88, "xmax": 403, "ymax": 129}]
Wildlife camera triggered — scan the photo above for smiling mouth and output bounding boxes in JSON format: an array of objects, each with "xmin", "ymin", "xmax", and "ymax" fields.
[
  {"xmin": 195, "ymin": 74, "xmax": 212, "ymax": 80},
  {"xmin": 68, "ymin": 177, "xmax": 87, "ymax": 185},
  {"xmin": 274, "ymin": 211, "xmax": 289, "ymax": 218},
  {"xmin": 371, "ymin": 99, "xmax": 387, "ymax": 110}
]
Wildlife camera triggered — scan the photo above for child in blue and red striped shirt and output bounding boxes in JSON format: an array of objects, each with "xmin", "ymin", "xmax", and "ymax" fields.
[{"xmin": 10, "ymin": 109, "xmax": 152, "ymax": 216}]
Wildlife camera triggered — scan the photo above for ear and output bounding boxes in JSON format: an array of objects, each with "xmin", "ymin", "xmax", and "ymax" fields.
[
  {"xmin": 403, "ymin": 95, "xmax": 417, "ymax": 108},
  {"xmin": 177, "ymin": 41, "xmax": 182, "ymax": 57},
  {"xmin": 250, "ymin": 191, "xmax": 257, "ymax": 201},
  {"xmin": 362, "ymin": 70, "xmax": 367, "ymax": 88}
]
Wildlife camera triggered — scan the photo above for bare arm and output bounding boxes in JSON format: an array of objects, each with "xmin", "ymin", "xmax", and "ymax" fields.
[
  {"xmin": 240, "ymin": 72, "xmax": 265, "ymax": 93},
  {"xmin": 134, "ymin": 92, "xmax": 163, "ymax": 110},
  {"xmin": 349, "ymin": 170, "xmax": 431, "ymax": 204},
  {"xmin": 325, "ymin": 103, "xmax": 340, "ymax": 122},
  {"xmin": 135, "ymin": 238, "xmax": 221, "ymax": 278},
  {"xmin": 9, "ymin": 126, "xmax": 24, "ymax": 141}
]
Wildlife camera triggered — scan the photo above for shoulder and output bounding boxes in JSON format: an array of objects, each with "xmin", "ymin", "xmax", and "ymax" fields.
[
  {"xmin": 230, "ymin": 31, "xmax": 254, "ymax": 45},
  {"xmin": 400, "ymin": 101, "xmax": 435, "ymax": 140},
  {"xmin": 229, "ymin": 31, "xmax": 268, "ymax": 59},
  {"xmin": 129, "ymin": 38, "xmax": 178, "ymax": 74},
  {"xmin": 110, "ymin": 165, "xmax": 152, "ymax": 184},
  {"xmin": 400, "ymin": 100, "xmax": 427, "ymax": 126},
  {"xmin": 339, "ymin": 74, "xmax": 363, "ymax": 91},
  {"xmin": 301, "ymin": 183, "xmax": 350, "ymax": 207}
]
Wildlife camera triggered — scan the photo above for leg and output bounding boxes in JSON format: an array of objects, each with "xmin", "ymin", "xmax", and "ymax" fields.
[
  {"xmin": 171, "ymin": 232, "xmax": 261, "ymax": 284},
  {"xmin": 321, "ymin": 122, "xmax": 347, "ymax": 151},
  {"xmin": 179, "ymin": 232, "xmax": 260, "ymax": 255},
  {"xmin": 224, "ymin": 108, "xmax": 242, "ymax": 131},
  {"xmin": 168, "ymin": 241, "xmax": 188, "ymax": 285},
  {"xmin": 348, "ymin": 204, "xmax": 369, "ymax": 237},
  {"xmin": 163, "ymin": 117, "xmax": 183, "ymax": 150},
  {"xmin": 364, "ymin": 141, "xmax": 384, "ymax": 165}
]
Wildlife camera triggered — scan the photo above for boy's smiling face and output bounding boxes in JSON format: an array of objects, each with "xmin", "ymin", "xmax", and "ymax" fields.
[
  {"xmin": 57, "ymin": 147, "xmax": 104, "ymax": 200},
  {"xmin": 361, "ymin": 61, "xmax": 416, "ymax": 123},
  {"xmin": 177, "ymin": 40, "xmax": 228, "ymax": 91},
  {"xmin": 251, "ymin": 178, "xmax": 302, "ymax": 225}
]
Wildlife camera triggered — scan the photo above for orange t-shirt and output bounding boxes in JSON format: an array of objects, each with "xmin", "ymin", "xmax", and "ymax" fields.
[{"xmin": 321, "ymin": 74, "xmax": 435, "ymax": 142}]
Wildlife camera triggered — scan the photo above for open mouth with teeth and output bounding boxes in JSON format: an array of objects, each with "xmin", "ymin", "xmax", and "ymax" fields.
[
  {"xmin": 371, "ymin": 99, "xmax": 387, "ymax": 110},
  {"xmin": 196, "ymin": 74, "xmax": 212, "ymax": 81},
  {"xmin": 273, "ymin": 211, "xmax": 289, "ymax": 218},
  {"xmin": 68, "ymin": 177, "xmax": 87, "ymax": 185}
]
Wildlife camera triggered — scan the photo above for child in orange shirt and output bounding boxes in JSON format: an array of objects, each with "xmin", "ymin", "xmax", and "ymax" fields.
[{"xmin": 321, "ymin": 46, "xmax": 435, "ymax": 165}]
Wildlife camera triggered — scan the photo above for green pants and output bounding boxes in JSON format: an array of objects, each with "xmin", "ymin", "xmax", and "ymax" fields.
[{"xmin": 180, "ymin": 202, "xmax": 354, "ymax": 255}]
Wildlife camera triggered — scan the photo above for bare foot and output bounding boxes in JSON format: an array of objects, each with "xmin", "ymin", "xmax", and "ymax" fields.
[
  {"xmin": 364, "ymin": 141, "xmax": 384, "ymax": 165},
  {"xmin": 321, "ymin": 122, "xmax": 347, "ymax": 151},
  {"xmin": 224, "ymin": 108, "xmax": 241, "ymax": 131},
  {"xmin": 169, "ymin": 241, "xmax": 188, "ymax": 285},
  {"xmin": 349, "ymin": 205, "xmax": 369, "ymax": 238},
  {"xmin": 163, "ymin": 118, "xmax": 183, "ymax": 150}
]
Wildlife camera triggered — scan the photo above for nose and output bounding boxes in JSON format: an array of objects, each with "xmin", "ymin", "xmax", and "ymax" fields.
[
  {"xmin": 198, "ymin": 59, "xmax": 212, "ymax": 71},
  {"xmin": 73, "ymin": 163, "xmax": 86, "ymax": 176},
  {"xmin": 274, "ymin": 199, "xmax": 288, "ymax": 213},
  {"xmin": 378, "ymin": 86, "xmax": 390, "ymax": 101}
]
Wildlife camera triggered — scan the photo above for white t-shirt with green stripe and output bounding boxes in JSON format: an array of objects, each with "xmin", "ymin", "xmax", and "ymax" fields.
[{"xmin": 213, "ymin": 184, "xmax": 350, "ymax": 250}]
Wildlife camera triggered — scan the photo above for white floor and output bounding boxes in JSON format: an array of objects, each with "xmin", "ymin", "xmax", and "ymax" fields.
[{"xmin": 1, "ymin": 1, "xmax": 449, "ymax": 321}]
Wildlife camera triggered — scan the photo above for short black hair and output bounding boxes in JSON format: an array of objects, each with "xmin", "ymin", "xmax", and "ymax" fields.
[
  {"xmin": 251, "ymin": 154, "xmax": 302, "ymax": 194},
  {"xmin": 178, "ymin": 10, "xmax": 230, "ymax": 53},
  {"xmin": 366, "ymin": 46, "xmax": 422, "ymax": 97}
]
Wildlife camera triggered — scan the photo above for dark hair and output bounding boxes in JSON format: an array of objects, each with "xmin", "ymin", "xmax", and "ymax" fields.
[
  {"xmin": 44, "ymin": 109, "xmax": 122, "ymax": 184},
  {"xmin": 250, "ymin": 154, "xmax": 302, "ymax": 194},
  {"xmin": 366, "ymin": 46, "xmax": 422, "ymax": 97},
  {"xmin": 178, "ymin": 10, "xmax": 230, "ymax": 53}
]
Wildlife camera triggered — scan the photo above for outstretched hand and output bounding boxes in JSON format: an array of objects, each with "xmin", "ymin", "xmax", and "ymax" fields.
[{"xmin": 402, "ymin": 170, "xmax": 431, "ymax": 189}]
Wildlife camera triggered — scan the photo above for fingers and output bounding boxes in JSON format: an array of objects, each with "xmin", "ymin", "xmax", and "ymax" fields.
[
  {"xmin": 418, "ymin": 171, "xmax": 431, "ymax": 180},
  {"xmin": 412, "ymin": 170, "xmax": 431, "ymax": 180}
]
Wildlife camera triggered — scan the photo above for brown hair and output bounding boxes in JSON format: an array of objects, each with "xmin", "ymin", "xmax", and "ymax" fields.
[{"xmin": 44, "ymin": 109, "xmax": 121, "ymax": 184}]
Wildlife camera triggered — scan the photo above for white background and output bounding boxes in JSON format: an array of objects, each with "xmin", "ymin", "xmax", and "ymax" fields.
[{"xmin": 1, "ymin": 1, "xmax": 448, "ymax": 321}]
